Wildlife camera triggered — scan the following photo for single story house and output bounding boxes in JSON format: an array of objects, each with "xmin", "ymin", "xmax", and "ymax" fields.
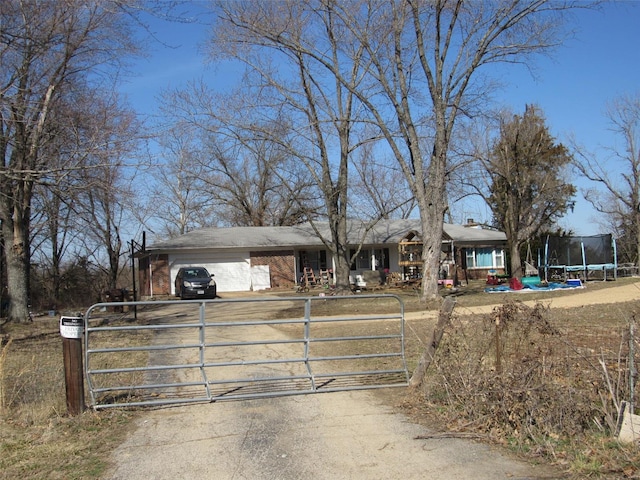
[{"xmin": 136, "ymin": 219, "xmax": 507, "ymax": 297}]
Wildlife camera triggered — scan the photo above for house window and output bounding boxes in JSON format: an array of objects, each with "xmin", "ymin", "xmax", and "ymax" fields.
[
  {"xmin": 465, "ymin": 247, "xmax": 504, "ymax": 269},
  {"xmin": 350, "ymin": 248, "xmax": 389, "ymax": 270},
  {"xmin": 373, "ymin": 248, "xmax": 390, "ymax": 270},
  {"xmin": 299, "ymin": 250, "xmax": 327, "ymax": 272},
  {"xmin": 355, "ymin": 249, "xmax": 371, "ymax": 270}
]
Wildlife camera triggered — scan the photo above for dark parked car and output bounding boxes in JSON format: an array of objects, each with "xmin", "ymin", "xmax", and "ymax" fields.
[{"xmin": 174, "ymin": 267, "xmax": 217, "ymax": 300}]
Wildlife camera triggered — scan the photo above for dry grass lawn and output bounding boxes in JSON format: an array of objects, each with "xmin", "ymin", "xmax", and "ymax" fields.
[{"xmin": 1, "ymin": 277, "xmax": 640, "ymax": 479}]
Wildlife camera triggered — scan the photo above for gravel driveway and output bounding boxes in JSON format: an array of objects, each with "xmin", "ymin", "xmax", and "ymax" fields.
[
  {"xmin": 104, "ymin": 282, "xmax": 640, "ymax": 479},
  {"xmin": 106, "ymin": 388, "xmax": 564, "ymax": 480}
]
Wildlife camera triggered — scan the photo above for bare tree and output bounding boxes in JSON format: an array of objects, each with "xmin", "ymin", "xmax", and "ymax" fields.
[
  {"xmin": 0, "ymin": 0, "xmax": 141, "ymax": 322},
  {"xmin": 200, "ymin": 132, "xmax": 316, "ymax": 227},
  {"xmin": 349, "ymin": 142, "xmax": 417, "ymax": 220},
  {"xmin": 73, "ymin": 93, "xmax": 143, "ymax": 290},
  {"xmin": 78, "ymin": 174, "xmax": 128, "ymax": 290},
  {"xmin": 30, "ymin": 183, "xmax": 76, "ymax": 309},
  {"xmin": 211, "ymin": 1, "xmax": 432, "ymax": 292},
  {"xmin": 330, "ymin": 1, "xmax": 580, "ymax": 300},
  {"xmin": 157, "ymin": 84, "xmax": 321, "ymax": 229},
  {"xmin": 573, "ymin": 92, "xmax": 640, "ymax": 266},
  {"xmin": 482, "ymin": 106, "xmax": 575, "ymax": 277},
  {"xmin": 169, "ymin": 37, "xmax": 375, "ymax": 292},
  {"xmin": 209, "ymin": 0, "xmax": 580, "ymax": 300},
  {"xmin": 146, "ymin": 122, "xmax": 217, "ymax": 238}
]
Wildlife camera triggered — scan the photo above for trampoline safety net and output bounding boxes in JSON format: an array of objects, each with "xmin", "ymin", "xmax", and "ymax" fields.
[
  {"xmin": 546, "ymin": 234, "xmax": 614, "ymax": 266},
  {"xmin": 543, "ymin": 234, "xmax": 617, "ymax": 281}
]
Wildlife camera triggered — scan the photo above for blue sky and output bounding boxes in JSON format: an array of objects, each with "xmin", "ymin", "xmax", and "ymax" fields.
[
  {"xmin": 495, "ymin": 1, "xmax": 640, "ymax": 235},
  {"xmin": 122, "ymin": 2, "xmax": 640, "ymax": 236}
]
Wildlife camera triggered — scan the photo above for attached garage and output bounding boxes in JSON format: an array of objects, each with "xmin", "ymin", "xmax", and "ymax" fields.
[{"xmin": 170, "ymin": 252, "xmax": 251, "ymax": 294}]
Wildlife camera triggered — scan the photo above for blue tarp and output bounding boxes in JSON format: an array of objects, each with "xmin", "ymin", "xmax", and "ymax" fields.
[{"xmin": 485, "ymin": 282, "xmax": 583, "ymax": 293}]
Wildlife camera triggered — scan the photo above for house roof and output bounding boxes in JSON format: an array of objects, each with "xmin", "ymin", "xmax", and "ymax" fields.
[{"xmin": 146, "ymin": 220, "xmax": 506, "ymax": 253}]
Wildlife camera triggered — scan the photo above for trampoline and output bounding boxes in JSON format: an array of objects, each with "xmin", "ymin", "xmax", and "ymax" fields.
[{"xmin": 542, "ymin": 234, "xmax": 617, "ymax": 282}]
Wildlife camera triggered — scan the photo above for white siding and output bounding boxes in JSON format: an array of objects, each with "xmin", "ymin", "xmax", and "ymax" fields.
[{"xmin": 169, "ymin": 252, "xmax": 251, "ymax": 293}]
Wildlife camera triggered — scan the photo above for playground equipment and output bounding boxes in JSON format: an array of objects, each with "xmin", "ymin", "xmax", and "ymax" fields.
[{"xmin": 542, "ymin": 234, "xmax": 617, "ymax": 282}]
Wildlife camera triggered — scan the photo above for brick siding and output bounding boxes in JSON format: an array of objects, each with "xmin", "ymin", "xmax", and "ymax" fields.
[{"xmin": 250, "ymin": 251, "xmax": 295, "ymax": 288}]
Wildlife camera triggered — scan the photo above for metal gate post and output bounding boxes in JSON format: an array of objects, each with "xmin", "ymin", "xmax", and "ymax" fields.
[
  {"xmin": 303, "ymin": 298, "xmax": 316, "ymax": 390},
  {"xmin": 199, "ymin": 302, "xmax": 211, "ymax": 400}
]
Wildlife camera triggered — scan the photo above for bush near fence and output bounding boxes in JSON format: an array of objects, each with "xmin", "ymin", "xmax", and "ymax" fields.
[{"xmin": 412, "ymin": 300, "xmax": 640, "ymax": 478}]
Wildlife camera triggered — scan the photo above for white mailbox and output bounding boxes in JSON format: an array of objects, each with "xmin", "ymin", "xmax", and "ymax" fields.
[{"xmin": 59, "ymin": 316, "xmax": 84, "ymax": 339}]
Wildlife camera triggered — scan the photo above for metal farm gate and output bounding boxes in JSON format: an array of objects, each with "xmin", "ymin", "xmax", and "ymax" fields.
[{"xmin": 84, "ymin": 295, "xmax": 409, "ymax": 409}]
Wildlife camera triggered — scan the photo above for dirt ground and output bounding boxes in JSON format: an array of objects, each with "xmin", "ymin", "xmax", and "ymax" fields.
[
  {"xmin": 405, "ymin": 280, "xmax": 640, "ymax": 322},
  {"xmin": 104, "ymin": 280, "xmax": 640, "ymax": 480},
  {"xmin": 474, "ymin": 280, "xmax": 640, "ymax": 311}
]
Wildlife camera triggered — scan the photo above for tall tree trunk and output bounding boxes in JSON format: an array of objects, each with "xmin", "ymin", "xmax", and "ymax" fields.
[
  {"xmin": 419, "ymin": 138, "xmax": 448, "ymax": 302},
  {"xmin": 333, "ymin": 251, "xmax": 352, "ymax": 294},
  {"xmin": 2, "ymin": 215, "xmax": 31, "ymax": 322},
  {"xmin": 327, "ymin": 194, "xmax": 352, "ymax": 294},
  {"xmin": 420, "ymin": 208, "xmax": 445, "ymax": 301},
  {"xmin": 510, "ymin": 241, "xmax": 523, "ymax": 279},
  {"xmin": 635, "ymin": 209, "xmax": 640, "ymax": 267}
]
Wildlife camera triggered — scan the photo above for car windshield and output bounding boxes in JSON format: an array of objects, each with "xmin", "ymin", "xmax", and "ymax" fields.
[{"xmin": 183, "ymin": 268, "xmax": 209, "ymax": 278}]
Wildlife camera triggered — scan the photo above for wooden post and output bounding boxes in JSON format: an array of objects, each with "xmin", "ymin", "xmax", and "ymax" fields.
[
  {"xmin": 630, "ymin": 318, "xmax": 636, "ymax": 412},
  {"xmin": 60, "ymin": 317, "xmax": 85, "ymax": 415},
  {"xmin": 495, "ymin": 313, "xmax": 502, "ymax": 375}
]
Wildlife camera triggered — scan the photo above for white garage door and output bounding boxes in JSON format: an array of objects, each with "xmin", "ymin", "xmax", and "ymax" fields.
[{"xmin": 170, "ymin": 252, "xmax": 251, "ymax": 293}]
